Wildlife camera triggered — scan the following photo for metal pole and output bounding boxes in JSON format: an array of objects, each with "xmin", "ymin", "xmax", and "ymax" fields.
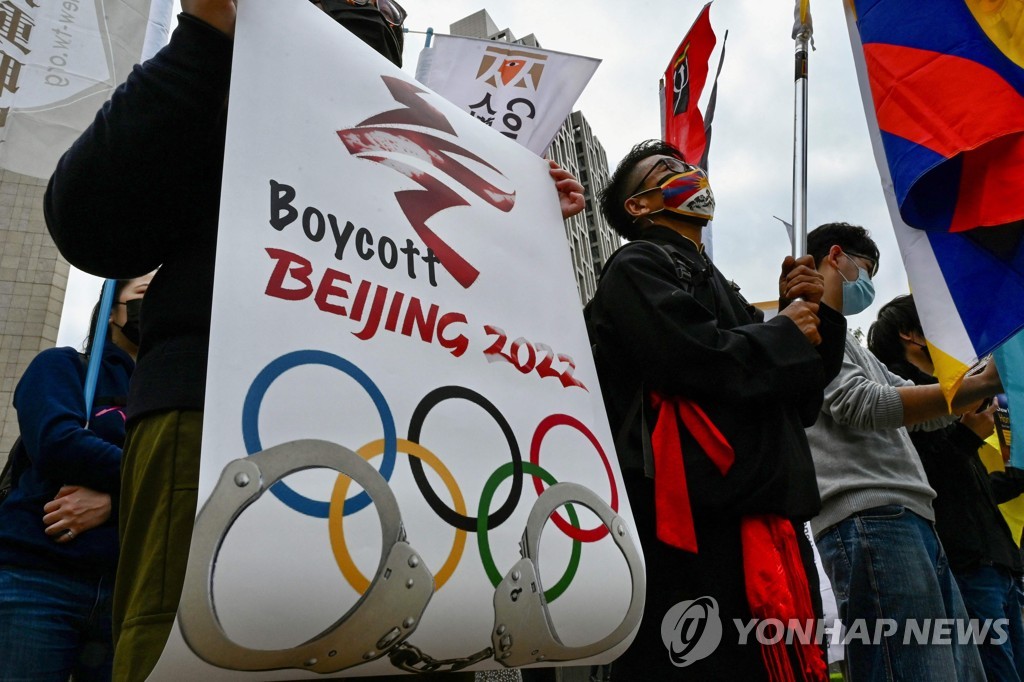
[
  {"xmin": 425, "ymin": 27, "xmax": 433, "ymax": 48},
  {"xmin": 791, "ymin": 30, "xmax": 810, "ymax": 257}
]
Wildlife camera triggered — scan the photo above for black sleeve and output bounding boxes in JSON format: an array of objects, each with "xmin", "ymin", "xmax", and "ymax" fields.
[
  {"xmin": 989, "ymin": 467, "xmax": 1024, "ymax": 505},
  {"xmin": 795, "ymin": 304, "xmax": 847, "ymax": 425},
  {"xmin": 44, "ymin": 14, "xmax": 233, "ymax": 277},
  {"xmin": 599, "ymin": 243, "xmax": 826, "ymax": 406}
]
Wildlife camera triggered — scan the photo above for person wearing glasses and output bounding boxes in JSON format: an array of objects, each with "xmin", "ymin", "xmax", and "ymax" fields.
[
  {"xmin": 44, "ymin": 1, "xmax": 582, "ymax": 680},
  {"xmin": 585, "ymin": 140, "xmax": 847, "ymax": 680},
  {"xmin": 803, "ymin": 223, "xmax": 1002, "ymax": 681}
]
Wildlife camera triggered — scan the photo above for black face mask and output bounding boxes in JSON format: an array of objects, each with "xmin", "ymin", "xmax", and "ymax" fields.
[
  {"xmin": 115, "ymin": 298, "xmax": 143, "ymax": 346},
  {"xmin": 319, "ymin": 0, "xmax": 404, "ymax": 67}
]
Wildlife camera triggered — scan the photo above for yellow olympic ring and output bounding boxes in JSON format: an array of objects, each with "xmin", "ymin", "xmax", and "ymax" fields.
[{"xmin": 329, "ymin": 438, "xmax": 467, "ymax": 593}]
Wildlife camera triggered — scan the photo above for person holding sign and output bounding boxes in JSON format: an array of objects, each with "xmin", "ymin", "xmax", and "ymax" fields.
[
  {"xmin": 585, "ymin": 140, "xmax": 845, "ymax": 680},
  {"xmin": 44, "ymin": 2, "xmax": 583, "ymax": 680}
]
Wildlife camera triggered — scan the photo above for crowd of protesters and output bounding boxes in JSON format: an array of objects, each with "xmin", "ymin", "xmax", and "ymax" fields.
[{"xmin": 0, "ymin": 2, "xmax": 1020, "ymax": 682}]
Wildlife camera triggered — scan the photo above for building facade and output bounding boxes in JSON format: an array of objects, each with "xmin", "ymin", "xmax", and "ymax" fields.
[{"xmin": 0, "ymin": 170, "xmax": 68, "ymax": 459}]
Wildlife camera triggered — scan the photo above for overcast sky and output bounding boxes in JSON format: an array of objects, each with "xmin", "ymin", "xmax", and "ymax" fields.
[{"xmin": 57, "ymin": 0, "xmax": 906, "ymax": 348}]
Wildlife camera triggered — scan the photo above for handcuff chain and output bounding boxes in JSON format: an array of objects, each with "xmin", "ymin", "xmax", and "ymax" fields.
[{"xmin": 388, "ymin": 641, "xmax": 494, "ymax": 673}]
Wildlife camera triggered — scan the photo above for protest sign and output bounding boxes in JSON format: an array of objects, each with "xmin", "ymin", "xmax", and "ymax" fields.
[{"xmin": 149, "ymin": 1, "xmax": 643, "ymax": 678}]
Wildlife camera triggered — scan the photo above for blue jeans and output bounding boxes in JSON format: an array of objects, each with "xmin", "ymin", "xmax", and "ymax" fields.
[
  {"xmin": 955, "ymin": 564, "xmax": 1024, "ymax": 682},
  {"xmin": 815, "ymin": 506, "xmax": 985, "ymax": 682},
  {"xmin": 0, "ymin": 565, "xmax": 114, "ymax": 682}
]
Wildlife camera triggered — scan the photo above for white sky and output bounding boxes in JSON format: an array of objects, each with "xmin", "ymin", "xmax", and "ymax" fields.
[{"xmin": 57, "ymin": 0, "xmax": 905, "ymax": 349}]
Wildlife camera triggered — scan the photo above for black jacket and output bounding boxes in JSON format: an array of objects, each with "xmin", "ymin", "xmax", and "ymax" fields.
[
  {"xmin": 588, "ymin": 227, "xmax": 845, "ymax": 680},
  {"xmin": 587, "ymin": 227, "xmax": 847, "ymax": 520},
  {"xmin": 888, "ymin": 360, "xmax": 1024, "ymax": 574},
  {"xmin": 45, "ymin": 14, "xmax": 232, "ymax": 421}
]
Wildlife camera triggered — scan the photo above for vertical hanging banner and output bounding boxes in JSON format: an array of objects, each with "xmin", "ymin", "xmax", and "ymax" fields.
[
  {"xmin": 415, "ymin": 33, "xmax": 600, "ymax": 156},
  {"xmin": 149, "ymin": 1, "xmax": 642, "ymax": 679},
  {"xmin": 843, "ymin": 0, "xmax": 1024, "ymax": 399},
  {"xmin": 0, "ymin": 0, "xmax": 173, "ymax": 179}
]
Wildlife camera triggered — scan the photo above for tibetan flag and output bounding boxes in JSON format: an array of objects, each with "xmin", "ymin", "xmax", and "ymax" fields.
[
  {"xmin": 845, "ymin": 0, "xmax": 1024, "ymax": 398},
  {"xmin": 994, "ymin": 330, "xmax": 1024, "ymax": 467},
  {"xmin": 663, "ymin": 3, "xmax": 717, "ymax": 166},
  {"xmin": 977, "ymin": 431, "xmax": 1024, "ymax": 545}
]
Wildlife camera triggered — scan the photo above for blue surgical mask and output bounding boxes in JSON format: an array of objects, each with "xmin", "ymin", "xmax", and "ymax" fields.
[{"xmin": 838, "ymin": 254, "xmax": 876, "ymax": 315}]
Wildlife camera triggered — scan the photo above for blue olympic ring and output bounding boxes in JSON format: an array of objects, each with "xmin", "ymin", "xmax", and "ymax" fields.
[{"xmin": 241, "ymin": 350, "xmax": 397, "ymax": 517}]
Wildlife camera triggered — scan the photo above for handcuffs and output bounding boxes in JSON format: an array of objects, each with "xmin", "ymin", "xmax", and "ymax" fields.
[{"xmin": 179, "ymin": 438, "xmax": 645, "ymax": 675}]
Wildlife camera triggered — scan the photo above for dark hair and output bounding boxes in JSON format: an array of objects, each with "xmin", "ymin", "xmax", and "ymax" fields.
[
  {"xmin": 806, "ymin": 222, "xmax": 880, "ymax": 272},
  {"xmin": 83, "ymin": 279, "xmax": 134, "ymax": 356},
  {"xmin": 599, "ymin": 139, "xmax": 686, "ymax": 241},
  {"xmin": 867, "ymin": 294, "xmax": 921, "ymax": 367}
]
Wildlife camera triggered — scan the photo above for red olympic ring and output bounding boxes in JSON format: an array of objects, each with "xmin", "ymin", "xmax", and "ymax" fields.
[{"xmin": 530, "ymin": 413, "xmax": 618, "ymax": 542}]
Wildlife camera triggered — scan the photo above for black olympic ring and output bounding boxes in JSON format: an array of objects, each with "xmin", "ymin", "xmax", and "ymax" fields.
[{"xmin": 407, "ymin": 386, "xmax": 523, "ymax": 532}]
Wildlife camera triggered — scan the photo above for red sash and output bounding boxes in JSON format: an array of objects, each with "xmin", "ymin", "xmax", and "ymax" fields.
[{"xmin": 648, "ymin": 392, "xmax": 826, "ymax": 682}]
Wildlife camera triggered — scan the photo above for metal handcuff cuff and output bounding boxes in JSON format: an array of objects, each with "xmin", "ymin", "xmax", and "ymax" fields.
[
  {"xmin": 179, "ymin": 440, "xmax": 646, "ymax": 674},
  {"xmin": 179, "ymin": 439, "xmax": 433, "ymax": 674}
]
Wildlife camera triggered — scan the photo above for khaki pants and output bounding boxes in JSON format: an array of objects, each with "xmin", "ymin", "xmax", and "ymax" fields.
[{"xmin": 112, "ymin": 410, "xmax": 202, "ymax": 682}]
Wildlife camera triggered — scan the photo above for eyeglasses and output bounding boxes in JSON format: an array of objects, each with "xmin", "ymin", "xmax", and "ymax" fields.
[
  {"xmin": 842, "ymin": 250, "xmax": 879, "ymax": 278},
  {"xmin": 628, "ymin": 157, "xmax": 694, "ymax": 198},
  {"xmin": 345, "ymin": 0, "xmax": 406, "ymax": 27}
]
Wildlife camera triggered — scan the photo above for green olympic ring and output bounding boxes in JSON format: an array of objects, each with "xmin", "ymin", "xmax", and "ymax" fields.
[{"xmin": 477, "ymin": 461, "xmax": 582, "ymax": 603}]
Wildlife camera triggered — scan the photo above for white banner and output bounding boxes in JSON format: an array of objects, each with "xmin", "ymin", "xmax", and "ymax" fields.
[
  {"xmin": 416, "ymin": 33, "xmax": 600, "ymax": 156},
  {"xmin": 150, "ymin": 1, "xmax": 642, "ymax": 678},
  {"xmin": 0, "ymin": 0, "xmax": 173, "ymax": 179}
]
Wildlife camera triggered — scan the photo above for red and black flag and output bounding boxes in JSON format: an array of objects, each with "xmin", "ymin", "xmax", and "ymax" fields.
[{"xmin": 662, "ymin": 3, "xmax": 723, "ymax": 168}]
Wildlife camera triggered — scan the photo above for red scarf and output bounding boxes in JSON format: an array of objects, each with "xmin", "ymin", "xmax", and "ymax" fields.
[{"xmin": 649, "ymin": 392, "xmax": 826, "ymax": 682}]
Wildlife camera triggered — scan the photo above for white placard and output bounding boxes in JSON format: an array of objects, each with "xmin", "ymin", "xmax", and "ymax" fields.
[{"xmin": 150, "ymin": 1, "xmax": 642, "ymax": 678}]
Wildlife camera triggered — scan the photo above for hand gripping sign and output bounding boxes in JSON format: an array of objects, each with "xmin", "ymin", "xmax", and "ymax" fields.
[{"xmin": 179, "ymin": 351, "xmax": 645, "ymax": 675}]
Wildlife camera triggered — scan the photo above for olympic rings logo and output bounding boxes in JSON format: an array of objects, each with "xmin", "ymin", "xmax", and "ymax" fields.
[{"xmin": 241, "ymin": 349, "xmax": 620, "ymax": 601}]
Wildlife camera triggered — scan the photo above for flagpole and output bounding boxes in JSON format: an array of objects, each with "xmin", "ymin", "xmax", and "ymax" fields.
[{"xmin": 791, "ymin": 2, "xmax": 812, "ymax": 257}]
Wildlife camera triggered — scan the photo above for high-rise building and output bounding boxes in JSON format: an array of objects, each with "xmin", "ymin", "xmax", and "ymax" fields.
[{"xmin": 448, "ymin": 10, "xmax": 620, "ymax": 306}]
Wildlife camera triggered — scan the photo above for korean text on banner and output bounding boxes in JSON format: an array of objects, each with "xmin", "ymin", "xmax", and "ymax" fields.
[
  {"xmin": 662, "ymin": 2, "xmax": 716, "ymax": 166},
  {"xmin": 843, "ymin": 0, "xmax": 1024, "ymax": 398},
  {"xmin": 415, "ymin": 33, "xmax": 600, "ymax": 156},
  {"xmin": 0, "ymin": 0, "xmax": 173, "ymax": 179},
  {"xmin": 148, "ymin": 1, "xmax": 643, "ymax": 679}
]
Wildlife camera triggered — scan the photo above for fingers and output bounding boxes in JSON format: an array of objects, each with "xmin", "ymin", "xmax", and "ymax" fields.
[
  {"xmin": 781, "ymin": 263, "xmax": 825, "ymax": 304},
  {"xmin": 779, "ymin": 254, "xmax": 814, "ymax": 277},
  {"xmin": 560, "ymin": 192, "xmax": 586, "ymax": 220},
  {"xmin": 44, "ymin": 520, "xmax": 75, "ymax": 542},
  {"xmin": 54, "ymin": 485, "xmax": 79, "ymax": 499}
]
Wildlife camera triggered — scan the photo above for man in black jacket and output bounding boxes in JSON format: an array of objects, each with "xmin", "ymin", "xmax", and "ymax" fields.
[
  {"xmin": 586, "ymin": 140, "xmax": 846, "ymax": 680},
  {"xmin": 868, "ymin": 294, "xmax": 1024, "ymax": 682}
]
